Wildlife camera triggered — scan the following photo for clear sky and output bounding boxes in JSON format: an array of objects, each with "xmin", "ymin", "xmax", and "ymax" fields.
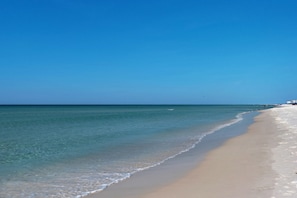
[{"xmin": 1, "ymin": 0, "xmax": 296, "ymax": 104}]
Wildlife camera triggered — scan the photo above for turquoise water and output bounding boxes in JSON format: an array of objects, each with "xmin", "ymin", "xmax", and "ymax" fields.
[{"xmin": 0, "ymin": 105, "xmax": 272, "ymax": 197}]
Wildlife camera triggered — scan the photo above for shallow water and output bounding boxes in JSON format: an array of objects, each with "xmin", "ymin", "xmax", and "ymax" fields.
[{"xmin": 0, "ymin": 105, "xmax": 271, "ymax": 197}]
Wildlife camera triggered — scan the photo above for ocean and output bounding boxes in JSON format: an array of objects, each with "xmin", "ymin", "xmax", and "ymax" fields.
[{"xmin": 0, "ymin": 105, "xmax": 272, "ymax": 197}]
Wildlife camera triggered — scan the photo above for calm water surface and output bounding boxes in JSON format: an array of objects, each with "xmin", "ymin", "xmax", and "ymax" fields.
[{"xmin": 0, "ymin": 105, "xmax": 272, "ymax": 197}]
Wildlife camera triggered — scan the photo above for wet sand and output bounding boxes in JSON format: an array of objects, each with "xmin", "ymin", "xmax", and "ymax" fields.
[
  {"xmin": 141, "ymin": 109, "xmax": 277, "ymax": 198},
  {"xmin": 142, "ymin": 106, "xmax": 297, "ymax": 198},
  {"xmin": 88, "ymin": 106, "xmax": 297, "ymax": 198}
]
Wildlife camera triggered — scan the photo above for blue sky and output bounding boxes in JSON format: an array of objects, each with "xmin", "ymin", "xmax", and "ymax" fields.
[{"xmin": 1, "ymin": 0, "xmax": 296, "ymax": 104}]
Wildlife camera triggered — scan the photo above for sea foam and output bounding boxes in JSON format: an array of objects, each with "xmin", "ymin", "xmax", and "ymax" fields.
[{"xmin": 0, "ymin": 105, "xmax": 270, "ymax": 198}]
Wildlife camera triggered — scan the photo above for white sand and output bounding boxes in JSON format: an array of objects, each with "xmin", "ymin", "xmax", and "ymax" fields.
[
  {"xmin": 88, "ymin": 106, "xmax": 297, "ymax": 198},
  {"xmin": 140, "ymin": 106, "xmax": 297, "ymax": 198},
  {"xmin": 140, "ymin": 110, "xmax": 276, "ymax": 198},
  {"xmin": 270, "ymin": 105, "xmax": 297, "ymax": 197}
]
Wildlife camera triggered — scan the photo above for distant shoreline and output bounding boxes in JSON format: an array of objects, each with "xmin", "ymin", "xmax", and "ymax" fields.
[
  {"xmin": 88, "ymin": 105, "xmax": 297, "ymax": 198},
  {"xmin": 87, "ymin": 110, "xmax": 260, "ymax": 198}
]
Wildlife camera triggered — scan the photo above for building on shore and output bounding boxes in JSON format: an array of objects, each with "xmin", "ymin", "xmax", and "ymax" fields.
[{"xmin": 286, "ymin": 100, "xmax": 297, "ymax": 105}]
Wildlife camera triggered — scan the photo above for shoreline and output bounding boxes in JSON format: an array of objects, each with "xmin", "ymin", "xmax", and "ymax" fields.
[
  {"xmin": 87, "ymin": 111, "xmax": 262, "ymax": 198},
  {"xmin": 141, "ymin": 106, "xmax": 297, "ymax": 198},
  {"xmin": 88, "ymin": 106, "xmax": 297, "ymax": 198},
  {"xmin": 141, "ymin": 109, "xmax": 278, "ymax": 198}
]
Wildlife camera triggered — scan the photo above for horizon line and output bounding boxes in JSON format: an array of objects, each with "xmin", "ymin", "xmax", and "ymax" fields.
[{"xmin": 0, "ymin": 103, "xmax": 276, "ymax": 106}]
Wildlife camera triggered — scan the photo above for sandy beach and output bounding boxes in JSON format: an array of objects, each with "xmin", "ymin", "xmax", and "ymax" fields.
[
  {"xmin": 142, "ymin": 110, "xmax": 276, "ymax": 198},
  {"xmin": 89, "ymin": 105, "xmax": 297, "ymax": 198}
]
